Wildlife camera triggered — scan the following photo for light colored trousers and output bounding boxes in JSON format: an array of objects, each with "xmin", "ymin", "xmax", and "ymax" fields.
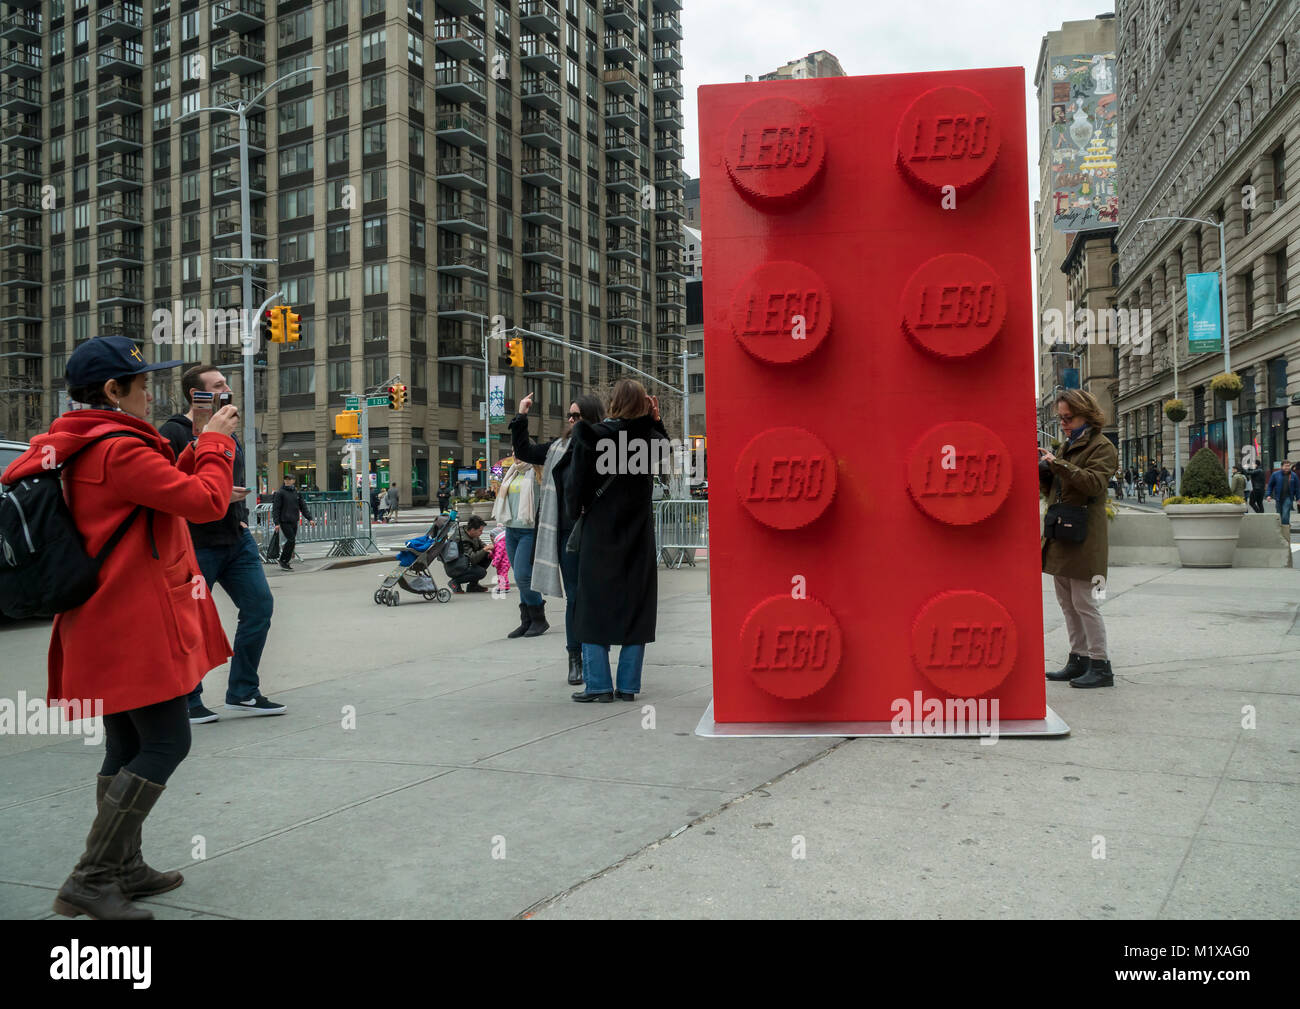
[{"xmin": 1053, "ymin": 575, "xmax": 1108, "ymax": 660}]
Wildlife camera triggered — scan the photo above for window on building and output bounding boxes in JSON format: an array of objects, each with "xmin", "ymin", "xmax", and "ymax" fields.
[
  {"xmin": 328, "ymin": 314, "xmax": 351, "ymax": 345},
  {"xmin": 1277, "ymin": 249, "xmax": 1290, "ymax": 306},
  {"xmin": 1274, "ymin": 144, "xmax": 1287, "ymax": 203},
  {"xmin": 1242, "ymin": 270, "xmax": 1254, "ymax": 329},
  {"xmin": 362, "ymin": 29, "xmax": 386, "ymax": 64}
]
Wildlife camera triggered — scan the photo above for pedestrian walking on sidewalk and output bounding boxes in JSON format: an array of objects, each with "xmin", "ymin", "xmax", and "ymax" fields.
[
  {"xmin": 438, "ymin": 479, "xmax": 451, "ymax": 514},
  {"xmin": 271, "ymin": 474, "xmax": 312, "ymax": 571},
  {"xmin": 1230, "ymin": 465, "xmax": 1248, "ymax": 500},
  {"xmin": 510, "ymin": 391, "xmax": 604, "ymax": 682},
  {"xmin": 0, "ymin": 337, "xmax": 239, "ymax": 920},
  {"xmin": 160, "ymin": 365, "xmax": 284, "ymax": 724},
  {"xmin": 1040, "ymin": 389, "xmax": 1119, "ymax": 689},
  {"xmin": 1265, "ymin": 460, "xmax": 1299, "ymax": 529},
  {"xmin": 1248, "ymin": 464, "xmax": 1266, "ymax": 512},
  {"xmin": 564, "ymin": 380, "xmax": 667, "ymax": 702},
  {"xmin": 387, "ymin": 484, "xmax": 400, "ymax": 523}
]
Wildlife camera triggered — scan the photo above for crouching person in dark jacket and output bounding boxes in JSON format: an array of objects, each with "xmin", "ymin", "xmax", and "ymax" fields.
[{"xmin": 563, "ymin": 379, "xmax": 667, "ymax": 703}]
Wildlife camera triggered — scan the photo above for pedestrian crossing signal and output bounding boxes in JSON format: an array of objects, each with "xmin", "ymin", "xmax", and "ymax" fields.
[{"xmin": 507, "ymin": 338, "xmax": 524, "ymax": 368}]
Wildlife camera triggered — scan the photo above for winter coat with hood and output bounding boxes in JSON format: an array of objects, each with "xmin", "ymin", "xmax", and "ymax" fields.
[
  {"xmin": 1039, "ymin": 425, "xmax": 1118, "ymax": 582},
  {"xmin": 1, "ymin": 409, "xmax": 235, "ymax": 716}
]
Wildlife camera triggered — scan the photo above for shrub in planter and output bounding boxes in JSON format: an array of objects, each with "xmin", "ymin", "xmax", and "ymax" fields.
[
  {"xmin": 1210, "ymin": 372, "xmax": 1243, "ymax": 400},
  {"xmin": 1164, "ymin": 398, "xmax": 1188, "ymax": 423},
  {"xmin": 1163, "ymin": 447, "xmax": 1246, "ymax": 567}
]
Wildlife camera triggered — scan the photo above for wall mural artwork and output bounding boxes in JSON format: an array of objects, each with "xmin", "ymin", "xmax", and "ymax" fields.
[{"xmin": 1049, "ymin": 52, "xmax": 1118, "ymax": 233}]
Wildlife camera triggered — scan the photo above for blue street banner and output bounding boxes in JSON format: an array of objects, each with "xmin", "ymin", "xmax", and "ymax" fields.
[
  {"xmin": 1062, "ymin": 368, "xmax": 1080, "ymax": 389},
  {"xmin": 1186, "ymin": 272, "xmax": 1222, "ymax": 354}
]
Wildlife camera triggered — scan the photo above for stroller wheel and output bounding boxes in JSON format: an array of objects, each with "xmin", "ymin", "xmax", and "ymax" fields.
[
  {"xmin": 422, "ymin": 592, "xmax": 436, "ymax": 601},
  {"xmin": 437, "ymin": 587, "xmax": 453, "ymax": 603},
  {"xmin": 374, "ymin": 589, "xmax": 385, "ymax": 605},
  {"xmin": 390, "ymin": 592, "xmax": 399, "ymax": 606}
]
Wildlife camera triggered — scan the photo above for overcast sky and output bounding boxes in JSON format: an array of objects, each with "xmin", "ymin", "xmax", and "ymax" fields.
[{"xmin": 679, "ymin": 0, "xmax": 1117, "ymax": 209}]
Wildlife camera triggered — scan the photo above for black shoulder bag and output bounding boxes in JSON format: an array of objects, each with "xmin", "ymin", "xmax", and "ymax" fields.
[
  {"xmin": 1043, "ymin": 474, "xmax": 1094, "ymax": 544},
  {"xmin": 565, "ymin": 475, "xmax": 615, "ymax": 555}
]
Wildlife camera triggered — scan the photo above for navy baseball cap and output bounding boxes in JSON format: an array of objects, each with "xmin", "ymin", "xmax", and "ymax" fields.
[{"xmin": 65, "ymin": 336, "xmax": 182, "ymax": 387}]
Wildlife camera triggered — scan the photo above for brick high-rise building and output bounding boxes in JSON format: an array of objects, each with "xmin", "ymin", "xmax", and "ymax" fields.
[{"xmin": 0, "ymin": 0, "xmax": 687, "ymax": 500}]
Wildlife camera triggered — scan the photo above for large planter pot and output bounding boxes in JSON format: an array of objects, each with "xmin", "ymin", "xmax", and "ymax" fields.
[{"xmin": 1165, "ymin": 503, "xmax": 1247, "ymax": 567}]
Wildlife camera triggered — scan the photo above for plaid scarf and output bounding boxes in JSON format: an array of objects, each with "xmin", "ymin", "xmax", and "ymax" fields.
[{"xmin": 529, "ymin": 436, "xmax": 571, "ymax": 598}]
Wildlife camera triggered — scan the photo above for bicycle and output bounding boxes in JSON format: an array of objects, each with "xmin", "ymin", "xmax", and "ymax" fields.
[{"xmin": 1135, "ymin": 481, "xmax": 1146, "ymax": 503}]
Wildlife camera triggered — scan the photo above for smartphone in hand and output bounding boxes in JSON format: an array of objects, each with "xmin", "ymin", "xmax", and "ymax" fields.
[{"xmin": 192, "ymin": 390, "xmax": 214, "ymax": 433}]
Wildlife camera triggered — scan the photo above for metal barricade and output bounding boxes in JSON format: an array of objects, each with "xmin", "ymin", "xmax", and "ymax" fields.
[
  {"xmin": 654, "ymin": 499, "xmax": 707, "ymax": 568},
  {"xmin": 252, "ymin": 499, "xmax": 373, "ymax": 559}
]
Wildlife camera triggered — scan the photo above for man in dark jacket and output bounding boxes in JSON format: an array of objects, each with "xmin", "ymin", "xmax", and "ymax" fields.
[
  {"xmin": 271, "ymin": 473, "xmax": 313, "ymax": 571},
  {"xmin": 1249, "ymin": 464, "xmax": 1267, "ymax": 512},
  {"xmin": 159, "ymin": 365, "xmax": 284, "ymax": 723},
  {"xmin": 1265, "ymin": 460, "xmax": 1299, "ymax": 529}
]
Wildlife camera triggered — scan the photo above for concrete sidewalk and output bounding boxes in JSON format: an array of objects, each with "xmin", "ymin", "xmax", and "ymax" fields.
[{"xmin": 0, "ymin": 562, "xmax": 1296, "ymax": 919}]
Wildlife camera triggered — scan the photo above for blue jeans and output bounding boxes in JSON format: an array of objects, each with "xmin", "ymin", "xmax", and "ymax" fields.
[
  {"xmin": 504, "ymin": 526, "xmax": 543, "ymax": 608},
  {"xmin": 581, "ymin": 643, "xmax": 645, "ymax": 695},
  {"xmin": 1278, "ymin": 498, "xmax": 1293, "ymax": 527},
  {"xmin": 190, "ymin": 530, "xmax": 275, "ymax": 706},
  {"xmin": 558, "ymin": 526, "xmax": 580, "ymax": 653}
]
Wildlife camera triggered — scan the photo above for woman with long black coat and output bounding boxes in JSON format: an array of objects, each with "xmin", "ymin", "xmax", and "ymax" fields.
[
  {"xmin": 564, "ymin": 379, "xmax": 668, "ymax": 702},
  {"xmin": 509, "ymin": 391, "xmax": 604, "ymax": 683}
]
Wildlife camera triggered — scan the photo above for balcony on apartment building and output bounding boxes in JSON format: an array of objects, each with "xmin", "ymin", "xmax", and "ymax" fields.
[
  {"xmin": 522, "ymin": 308, "xmax": 563, "ymax": 335},
  {"xmin": 520, "ymin": 34, "xmax": 559, "ymax": 73},
  {"xmin": 1, "ymin": 43, "xmax": 41, "ymax": 78},
  {"xmin": 603, "ymin": 29, "xmax": 636, "ymax": 64},
  {"xmin": 0, "ymin": 10, "xmax": 41, "ymax": 45},
  {"xmin": 604, "ymin": 163, "xmax": 640, "ymax": 195},
  {"xmin": 437, "ymin": 333, "xmax": 484, "ymax": 363},
  {"xmin": 655, "ymin": 221, "xmax": 684, "ymax": 248},
  {"xmin": 212, "ymin": 38, "xmax": 265, "ymax": 76},
  {"xmin": 521, "ymin": 191, "xmax": 562, "ymax": 227},
  {"xmin": 520, "ymin": 113, "xmax": 561, "ymax": 149},
  {"xmin": 521, "ymin": 230, "xmax": 563, "ymax": 263},
  {"xmin": 212, "ymin": 213, "xmax": 267, "ymax": 240},
  {"xmin": 518, "ymin": 0, "xmax": 560, "ymax": 34},
  {"xmin": 98, "ymin": 272, "xmax": 145, "ymax": 305},
  {"xmin": 607, "ymin": 297, "xmax": 640, "ymax": 325},
  {"xmin": 0, "ymin": 253, "xmax": 39, "ymax": 288},
  {"xmin": 520, "ymin": 71, "xmax": 560, "ymax": 111},
  {"xmin": 605, "ymin": 193, "xmax": 640, "ymax": 228},
  {"xmin": 521, "ymin": 152, "xmax": 562, "ymax": 187},
  {"xmin": 606, "ymin": 265, "xmax": 640, "ymax": 292},
  {"xmin": 0, "ymin": 184, "xmax": 39, "ymax": 215},
  {"xmin": 604, "ymin": 95, "xmax": 638, "ymax": 130},
  {"xmin": 0, "ymin": 292, "xmax": 40, "ymax": 322},
  {"xmin": 436, "ymin": 152, "xmax": 488, "ymax": 191},
  {"xmin": 96, "ymin": 3, "xmax": 144, "ymax": 38},
  {"xmin": 437, "ymin": 0, "xmax": 484, "ymax": 15},
  {"xmin": 602, "ymin": 0, "xmax": 636, "ymax": 31},
  {"xmin": 605, "ymin": 127, "xmax": 639, "ymax": 161},
  {"xmin": 0, "ymin": 116, "xmax": 40, "ymax": 146},
  {"xmin": 521, "ymin": 275, "xmax": 563, "ymax": 304},
  {"xmin": 0, "ymin": 81, "xmax": 40, "ymax": 113},
  {"xmin": 653, "ymin": 101, "xmax": 683, "ymax": 130},
  {"xmin": 653, "ymin": 0, "xmax": 682, "ymax": 11},
  {"xmin": 97, "ymin": 155, "xmax": 144, "ymax": 192},
  {"xmin": 97, "ymin": 194, "xmax": 144, "ymax": 229},
  {"xmin": 601, "ymin": 65, "xmax": 637, "ymax": 96},
  {"xmin": 434, "ymin": 16, "xmax": 485, "ymax": 61},
  {"xmin": 656, "ymin": 250, "xmax": 686, "ymax": 277},
  {"xmin": 653, "ymin": 44, "xmax": 682, "ymax": 73},
  {"xmin": 656, "ymin": 307, "xmax": 684, "ymax": 337},
  {"xmin": 654, "ymin": 131, "xmax": 683, "ymax": 159},
  {"xmin": 212, "ymin": 116, "xmax": 267, "ymax": 155},
  {"xmin": 435, "ymin": 62, "xmax": 487, "ymax": 104},
  {"xmin": 522, "ymin": 341, "xmax": 564, "ymax": 378},
  {"xmin": 97, "ymin": 238, "xmax": 144, "ymax": 267},
  {"xmin": 0, "ymin": 221, "xmax": 40, "ymax": 250},
  {"xmin": 212, "ymin": 0, "xmax": 265, "ymax": 34},
  {"xmin": 211, "ymin": 163, "xmax": 267, "ymax": 200},
  {"xmin": 437, "ymin": 292, "xmax": 488, "ymax": 320},
  {"xmin": 656, "ymin": 280, "xmax": 685, "ymax": 308},
  {"xmin": 96, "ymin": 79, "xmax": 142, "ymax": 114},
  {"xmin": 653, "ymin": 72, "xmax": 682, "ymax": 101},
  {"xmin": 97, "ymin": 40, "xmax": 143, "ymax": 76},
  {"xmin": 436, "ymin": 105, "xmax": 487, "ymax": 147},
  {"xmin": 654, "ymin": 162, "xmax": 684, "ymax": 189},
  {"xmin": 0, "ymin": 152, "xmax": 38, "ymax": 184},
  {"xmin": 654, "ymin": 192, "xmax": 684, "ymax": 220},
  {"xmin": 436, "ymin": 196, "xmax": 489, "ymax": 235},
  {"xmin": 436, "ymin": 246, "xmax": 488, "ymax": 278},
  {"xmin": 652, "ymin": 12, "xmax": 682, "ymax": 41},
  {"xmin": 606, "ymin": 227, "xmax": 639, "ymax": 260}
]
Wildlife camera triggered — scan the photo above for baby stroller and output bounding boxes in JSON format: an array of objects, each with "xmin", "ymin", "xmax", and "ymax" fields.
[{"xmin": 373, "ymin": 513, "xmax": 458, "ymax": 607}]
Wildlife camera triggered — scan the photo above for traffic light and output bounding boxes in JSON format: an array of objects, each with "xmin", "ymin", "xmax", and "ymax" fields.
[
  {"xmin": 507, "ymin": 337, "xmax": 524, "ymax": 368},
  {"xmin": 388, "ymin": 384, "xmax": 398, "ymax": 410},
  {"xmin": 334, "ymin": 410, "xmax": 360, "ymax": 437},
  {"xmin": 393, "ymin": 382, "xmax": 407, "ymax": 409},
  {"xmin": 268, "ymin": 306, "xmax": 285, "ymax": 343},
  {"xmin": 285, "ymin": 308, "xmax": 301, "ymax": 342}
]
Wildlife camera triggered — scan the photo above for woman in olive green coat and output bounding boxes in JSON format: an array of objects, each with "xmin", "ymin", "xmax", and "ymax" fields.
[{"xmin": 1039, "ymin": 389, "xmax": 1119, "ymax": 688}]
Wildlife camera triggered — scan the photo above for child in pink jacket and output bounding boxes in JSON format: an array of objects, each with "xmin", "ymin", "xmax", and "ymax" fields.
[{"xmin": 490, "ymin": 523, "xmax": 511, "ymax": 592}]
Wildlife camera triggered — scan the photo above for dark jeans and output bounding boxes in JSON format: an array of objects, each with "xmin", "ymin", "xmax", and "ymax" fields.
[
  {"xmin": 101, "ymin": 694, "xmax": 192, "ymax": 785},
  {"xmin": 558, "ymin": 526, "xmax": 580, "ymax": 653},
  {"xmin": 191, "ymin": 530, "xmax": 274, "ymax": 706},
  {"xmin": 278, "ymin": 521, "xmax": 297, "ymax": 564},
  {"xmin": 1250, "ymin": 490, "xmax": 1265, "ymax": 513},
  {"xmin": 451, "ymin": 564, "xmax": 487, "ymax": 589}
]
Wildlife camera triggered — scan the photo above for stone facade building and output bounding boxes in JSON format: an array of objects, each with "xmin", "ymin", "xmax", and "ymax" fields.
[{"xmin": 1114, "ymin": 0, "xmax": 1299, "ymax": 476}]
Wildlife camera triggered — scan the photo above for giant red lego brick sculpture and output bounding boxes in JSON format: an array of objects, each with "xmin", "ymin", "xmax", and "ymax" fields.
[{"xmin": 698, "ymin": 68, "xmax": 1046, "ymax": 724}]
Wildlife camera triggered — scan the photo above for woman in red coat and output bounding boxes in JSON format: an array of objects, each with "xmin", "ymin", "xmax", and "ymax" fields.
[{"xmin": 1, "ymin": 336, "xmax": 238, "ymax": 920}]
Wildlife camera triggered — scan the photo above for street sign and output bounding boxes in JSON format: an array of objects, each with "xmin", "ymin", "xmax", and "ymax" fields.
[
  {"xmin": 345, "ymin": 396, "xmax": 360, "ymax": 409},
  {"xmin": 366, "ymin": 395, "xmax": 390, "ymax": 407},
  {"xmin": 345, "ymin": 437, "xmax": 362, "ymax": 445}
]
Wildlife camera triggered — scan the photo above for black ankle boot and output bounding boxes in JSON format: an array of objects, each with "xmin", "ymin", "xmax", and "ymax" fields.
[
  {"xmin": 566, "ymin": 650, "xmax": 583, "ymax": 685},
  {"xmin": 1070, "ymin": 658, "xmax": 1114, "ymax": 688},
  {"xmin": 507, "ymin": 602, "xmax": 530, "ymax": 639},
  {"xmin": 1046, "ymin": 652, "xmax": 1090, "ymax": 681},
  {"xmin": 523, "ymin": 604, "xmax": 549, "ymax": 637}
]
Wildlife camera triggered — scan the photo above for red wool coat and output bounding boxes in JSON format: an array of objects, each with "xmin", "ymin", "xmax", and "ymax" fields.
[{"xmin": 2, "ymin": 410, "xmax": 235, "ymax": 716}]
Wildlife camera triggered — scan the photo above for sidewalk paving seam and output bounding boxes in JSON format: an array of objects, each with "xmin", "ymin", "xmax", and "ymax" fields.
[
  {"xmin": 1156, "ymin": 729, "xmax": 1245, "ymax": 918},
  {"xmin": 515, "ymin": 737, "xmax": 852, "ymax": 919}
]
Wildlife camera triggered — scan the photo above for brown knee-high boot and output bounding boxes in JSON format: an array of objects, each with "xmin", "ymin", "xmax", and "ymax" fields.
[{"xmin": 97, "ymin": 774, "xmax": 184, "ymax": 899}]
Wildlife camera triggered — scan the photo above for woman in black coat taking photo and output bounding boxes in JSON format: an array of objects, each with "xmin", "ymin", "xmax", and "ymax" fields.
[{"xmin": 564, "ymin": 379, "xmax": 667, "ymax": 703}]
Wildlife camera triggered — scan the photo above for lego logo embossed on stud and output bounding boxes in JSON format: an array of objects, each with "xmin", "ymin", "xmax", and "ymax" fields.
[
  {"xmin": 906, "ymin": 422, "xmax": 1012, "ymax": 525},
  {"xmin": 740, "ymin": 596, "xmax": 842, "ymax": 699},
  {"xmin": 725, "ymin": 98, "xmax": 826, "ymax": 204},
  {"xmin": 901, "ymin": 254, "xmax": 1006, "ymax": 358},
  {"xmin": 735, "ymin": 427, "xmax": 837, "ymax": 529},
  {"xmin": 729, "ymin": 261, "xmax": 831, "ymax": 363},
  {"xmin": 911, "ymin": 591, "xmax": 1018, "ymax": 697},
  {"xmin": 895, "ymin": 86, "xmax": 1000, "ymax": 195}
]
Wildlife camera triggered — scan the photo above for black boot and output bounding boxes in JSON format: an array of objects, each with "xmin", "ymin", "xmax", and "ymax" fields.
[
  {"xmin": 523, "ymin": 603, "xmax": 549, "ymax": 637},
  {"xmin": 1070, "ymin": 658, "xmax": 1114, "ymax": 688},
  {"xmin": 1046, "ymin": 652, "xmax": 1090, "ymax": 681},
  {"xmin": 566, "ymin": 650, "xmax": 584, "ymax": 685},
  {"xmin": 507, "ymin": 602, "xmax": 531, "ymax": 639},
  {"xmin": 54, "ymin": 770, "xmax": 167, "ymax": 920},
  {"xmin": 96, "ymin": 775, "xmax": 183, "ymax": 900}
]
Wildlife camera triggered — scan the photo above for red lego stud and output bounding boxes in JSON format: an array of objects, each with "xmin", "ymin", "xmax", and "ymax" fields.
[
  {"xmin": 906, "ymin": 421, "xmax": 1013, "ymax": 525},
  {"xmin": 735, "ymin": 427, "xmax": 837, "ymax": 530},
  {"xmin": 724, "ymin": 97, "xmax": 826, "ymax": 207},
  {"xmin": 895, "ymin": 86, "xmax": 1000, "ymax": 197},
  {"xmin": 729, "ymin": 260, "xmax": 831, "ymax": 363},
  {"xmin": 740, "ymin": 595, "xmax": 842, "ymax": 699},
  {"xmin": 900, "ymin": 253, "xmax": 1007, "ymax": 358},
  {"xmin": 911, "ymin": 590, "xmax": 1018, "ymax": 697}
]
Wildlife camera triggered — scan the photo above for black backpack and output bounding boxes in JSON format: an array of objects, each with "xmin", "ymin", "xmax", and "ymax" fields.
[{"xmin": 0, "ymin": 431, "xmax": 155, "ymax": 619}]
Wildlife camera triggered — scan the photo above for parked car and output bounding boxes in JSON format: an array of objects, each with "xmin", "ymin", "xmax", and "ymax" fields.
[{"xmin": 690, "ymin": 481, "xmax": 708, "ymax": 500}]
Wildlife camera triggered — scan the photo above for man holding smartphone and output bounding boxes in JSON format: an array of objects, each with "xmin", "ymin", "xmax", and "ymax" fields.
[{"xmin": 160, "ymin": 366, "xmax": 285, "ymax": 723}]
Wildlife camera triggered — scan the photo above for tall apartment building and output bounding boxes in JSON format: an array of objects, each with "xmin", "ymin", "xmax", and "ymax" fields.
[
  {"xmin": 0, "ymin": 0, "xmax": 687, "ymax": 500},
  {"xmin": 1114, "ymin": 0, "xmax": 1298, "ymax": 475},
  {"xmin": 757, "ymin": 49, "xmax": 843, "ymax": 81},
  {"xmin": 1033, "ymin": 13, "xmax": 1118, "ymax": 442}
]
